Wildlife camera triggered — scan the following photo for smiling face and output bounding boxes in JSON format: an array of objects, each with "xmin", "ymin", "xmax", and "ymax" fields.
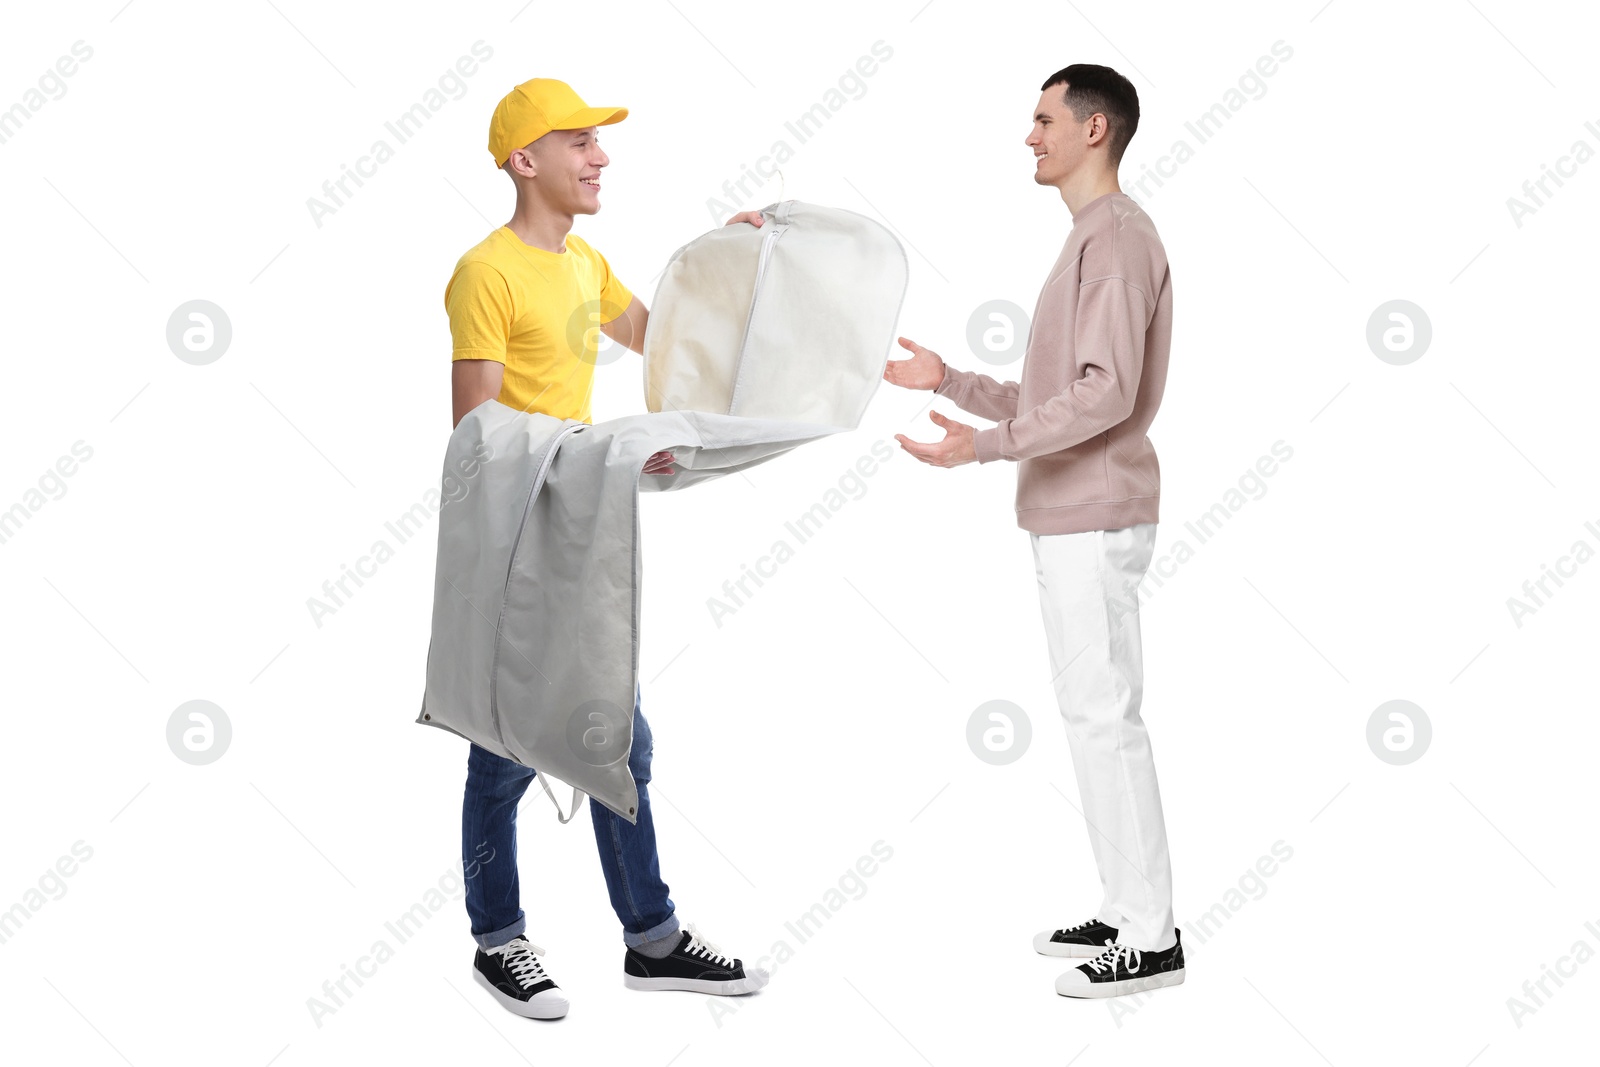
[
  {"xmin": 1026, "ymin": 87, "xmax": 1095, "ymax": 189},
  {"xmin": 507, "ymin": 125, "xmax": 610, "ymax": 215}
]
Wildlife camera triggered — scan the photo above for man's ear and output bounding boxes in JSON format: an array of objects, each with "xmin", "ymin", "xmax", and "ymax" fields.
[
  {"xmin": 1087, "ymin": 113, "xmax": 1109, "ymax": 148},
  {"xmin": 504, "ymin": 147, "xmax": 537, "ymax": 179}
]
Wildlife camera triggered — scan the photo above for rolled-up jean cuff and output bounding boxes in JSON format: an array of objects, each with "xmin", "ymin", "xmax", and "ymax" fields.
[
  {"xmin": 474, "ymin": 916, "xmax": 527, "ymax": 951},
  {"xmin": 623, "ymin": 913, "xmax": 680, "ymax": 949}
]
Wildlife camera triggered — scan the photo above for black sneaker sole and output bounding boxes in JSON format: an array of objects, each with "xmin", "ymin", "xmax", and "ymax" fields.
[{"xmin": 473, "ymin": 965, "xmax": 570, "ymax": 1018}]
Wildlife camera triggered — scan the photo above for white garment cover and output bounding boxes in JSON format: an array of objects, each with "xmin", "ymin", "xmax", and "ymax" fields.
[
  {"xmin": 418, "ymin": 200, "xmax": 908, "ymax": 823},
  {"xmin": 644, "ymin": 199, "xmax": 908, "ymax": 426}
]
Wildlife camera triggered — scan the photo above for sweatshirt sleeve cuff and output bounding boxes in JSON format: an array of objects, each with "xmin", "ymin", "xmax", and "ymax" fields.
[{"xmin": 972, "ymin": 426, "xmax": 1002, "ymax": 464}]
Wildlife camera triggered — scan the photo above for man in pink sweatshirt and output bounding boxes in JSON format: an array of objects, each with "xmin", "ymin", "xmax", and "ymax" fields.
[{"xmin": 886, "ymin": 63, "xmax": 1183, "ymax": 1000}]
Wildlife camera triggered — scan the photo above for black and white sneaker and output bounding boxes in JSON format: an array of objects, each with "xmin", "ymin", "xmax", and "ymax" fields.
[
  {"xmin": 1055, "ymin": 928, "xmax": 1186, "ymax": 998},
  {"xmin": 1034, "ymin": 918, "xmax": 1119, "ymax": 958},
  {"xmin": 473, "ymin": 934, "xmax": 569, "ymax": 1018},
  {"xmin": 623, "ymin": 923, "xmax": 769, "ymax": 995}
]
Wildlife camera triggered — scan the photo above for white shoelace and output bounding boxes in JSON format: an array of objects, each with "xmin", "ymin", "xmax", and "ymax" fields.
[
  {"xmin": 1057, "ymin": 919, "xmax": 1099, "ymax": 935},
  {"xmin": 1086, "ymin": 942, "xmax": 1142, "ymax": 976},
  {"xmin": 683, "ymin": 923, "xmax": 734, "ymax": 968},
  {"xmin": 491, "ymin": 937, "xmax": 552, "ymax": 990}
]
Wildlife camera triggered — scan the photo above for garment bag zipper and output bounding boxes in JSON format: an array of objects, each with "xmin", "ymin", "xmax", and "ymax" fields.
[{"xmin": 727, "ymin": 209, "xmax": 789, "ymax": 415}]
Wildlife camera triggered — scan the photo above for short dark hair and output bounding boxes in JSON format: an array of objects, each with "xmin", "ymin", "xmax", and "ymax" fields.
[{"xmin": 1040, "ymin": 64, "xmax": 1139, "ymax": 165}]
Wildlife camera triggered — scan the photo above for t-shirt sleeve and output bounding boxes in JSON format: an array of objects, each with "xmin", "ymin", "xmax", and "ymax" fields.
[
  {"xmin": 593, "ymin": 246, "xmax": 633, "ymax": 323},
  {"xmin": 444, "ymin": 259, "xmax": 514, "ymax": 363}
]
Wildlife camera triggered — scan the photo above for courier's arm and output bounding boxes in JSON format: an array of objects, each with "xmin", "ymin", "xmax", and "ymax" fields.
[
  {"xmin": 452, "ymin": 360, "xmax": 505, "ymax": 430},
  {"xmin": 601, "ymin": 294, "xmax": 649, "ymax": 355}
]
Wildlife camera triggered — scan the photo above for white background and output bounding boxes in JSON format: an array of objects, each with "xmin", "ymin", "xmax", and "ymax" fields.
[{"xmin": 2, "ymin": 0, "xmax": 1596, "ymax": 1064}]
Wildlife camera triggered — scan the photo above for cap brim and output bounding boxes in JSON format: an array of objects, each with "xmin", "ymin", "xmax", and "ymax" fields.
[{"xmin": 552, "ymin": 105, "xmax": 628, "ymax": 130}]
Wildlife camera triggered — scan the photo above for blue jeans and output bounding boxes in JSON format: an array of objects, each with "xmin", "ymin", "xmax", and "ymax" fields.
[{"xmin": 461, "ymin": 684, "xmax": 678, "ymax": 950}]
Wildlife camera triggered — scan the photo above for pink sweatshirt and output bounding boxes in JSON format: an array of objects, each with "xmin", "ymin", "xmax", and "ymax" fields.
[{"xmin": 936, "ymin": 190, "xmax": 1172, "ymax": 535}]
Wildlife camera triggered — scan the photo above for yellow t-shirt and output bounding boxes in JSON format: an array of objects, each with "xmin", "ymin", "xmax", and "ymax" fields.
[{"xmin": 445, "ymin": 226, "xmax": 634, "ymax": 424}]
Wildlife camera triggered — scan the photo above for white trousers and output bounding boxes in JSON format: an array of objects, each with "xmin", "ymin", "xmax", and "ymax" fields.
[{"xmin": 1031, "ymin": 523, "xmax": 1175, "ymax": 952}]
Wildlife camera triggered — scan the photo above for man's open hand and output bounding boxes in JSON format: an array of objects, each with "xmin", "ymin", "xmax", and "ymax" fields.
[
  {"xmin": 883, "ymin": 336, "xmax": 946, "ymax": 391},
  {"xmin": 897, "ymin": 411, "xmax": 977, "ymax": 467},
  {"xmin": 643, "ymin": 450, "xmax": 676, "ymax": 475}
]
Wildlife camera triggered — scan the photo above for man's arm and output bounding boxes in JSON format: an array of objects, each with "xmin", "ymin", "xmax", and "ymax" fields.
[
  {"xmin": 971, "ymin": 276, "xmax": 1148, "ymax": 464},
  {"xmin": 445, "ymin": 258, "xmax": 514, "ymax": 428},
  {"xmin": 883, "ymin": 336, "xmax": 1020, "ymax": 421},
  {"xmin": 600, "ymin": 294, "xmax": 648, "ymax": 355},
  {"xmin": 452, "ymin": 358, "xmax": 504, "ymax": 429},
  {"xmin": 883, "ymin": 334, "xmax": 1017, "ymax": 422},
  {"xmin": 934, "ymin": 363, "xmax": 1021, "ymax": 422}
]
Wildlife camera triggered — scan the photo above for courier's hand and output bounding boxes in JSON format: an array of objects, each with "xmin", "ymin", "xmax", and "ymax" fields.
[
  {"xmin": 643, "ymin": 450, "xmax": 676, "ymax": 475},
  {"xmin": 896, "ymin": 411, "xmax": 976, "ymax": 468},
  {"xmin": 884, "ymin": 337, "xmax": 946, "ymax": 391},
  {"xmin": 724, "ymin": 211, "xmax": 766, "ymax": 227}
]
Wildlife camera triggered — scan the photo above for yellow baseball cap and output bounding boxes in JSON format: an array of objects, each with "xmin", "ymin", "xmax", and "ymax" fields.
[{"xmin": 488, "ymin": 78, "xmax": 628, "ymax": 167}]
